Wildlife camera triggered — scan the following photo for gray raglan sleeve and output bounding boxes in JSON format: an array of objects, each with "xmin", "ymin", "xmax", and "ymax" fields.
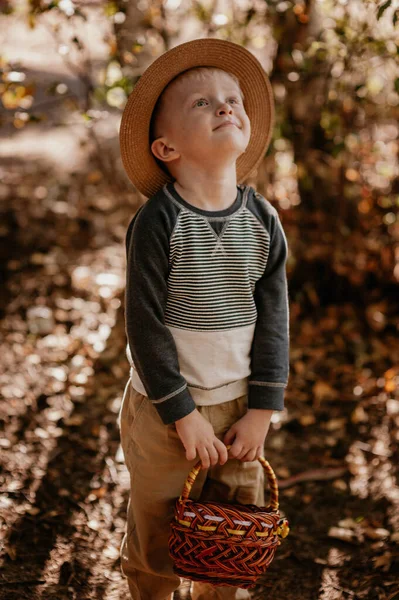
[
  {"xmin": 125, "ymin": 202, "xmax": 197, "ymax": 425},
  {"xmin": 248, "ymin": 207, "xmax": 290, "ymax": 411}
]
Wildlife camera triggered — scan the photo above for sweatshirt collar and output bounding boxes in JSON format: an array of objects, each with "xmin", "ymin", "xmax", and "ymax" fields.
[{"xmin": 164, "ymin": 182, "xmax": 244, "ymax": 218}]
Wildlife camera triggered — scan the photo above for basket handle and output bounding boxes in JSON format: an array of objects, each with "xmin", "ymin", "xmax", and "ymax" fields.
[{"xmin": 179, "ymin": 444, "xmax": 279, "ymax": 511}]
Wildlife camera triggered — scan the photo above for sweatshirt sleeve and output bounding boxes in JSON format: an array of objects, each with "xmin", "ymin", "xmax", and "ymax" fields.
[
  {"xmin": 248, "ymin": 206, "xmax": 290, "ymax": 412},
  {"xmin": 125, "ymin": 201, "xmax": 197, "ymax": 425}
]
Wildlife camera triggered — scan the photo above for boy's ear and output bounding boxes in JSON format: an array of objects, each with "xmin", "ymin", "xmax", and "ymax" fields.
[{"xmin": 151, "ymin": 138, "xmax": 180, "ymax": 163}]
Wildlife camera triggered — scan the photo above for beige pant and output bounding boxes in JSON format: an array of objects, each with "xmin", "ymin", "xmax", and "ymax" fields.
[{"xmin": 118, "ymin": 376, "xmax": 265, "ymax": 600}]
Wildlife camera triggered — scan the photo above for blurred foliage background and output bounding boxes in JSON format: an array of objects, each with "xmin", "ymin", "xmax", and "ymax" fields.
[
  {"xmin": 0, "ymin": 2, "xmax": 398, "ymax": 600},
  {"xmin": 2, "ymin": 0, "xmax": 399, "ymax": 292}
]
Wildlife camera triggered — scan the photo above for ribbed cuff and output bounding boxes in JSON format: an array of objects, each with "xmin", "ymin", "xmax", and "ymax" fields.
[
  {"xmin": 153, "ymin": 386, "xmax": 197, "ymax": 425},
  {"xmin": 248, "ymin": 384, "xmax": 285, "ymax": 411}
]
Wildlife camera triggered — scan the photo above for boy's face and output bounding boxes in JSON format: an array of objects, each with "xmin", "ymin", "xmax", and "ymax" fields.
[{"xmin": 151, "ymin": 70, "xmax": 251, "ymax": 173}]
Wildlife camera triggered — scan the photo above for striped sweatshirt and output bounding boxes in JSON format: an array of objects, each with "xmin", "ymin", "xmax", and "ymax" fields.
[{"xmin": 124, "ymin": 181, "xmax": 290, "ymax": 426}]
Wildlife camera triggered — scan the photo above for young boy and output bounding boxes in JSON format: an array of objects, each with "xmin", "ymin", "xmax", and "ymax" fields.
[{"xmin": 118, "ymin": 38, "xmax": 290, "ymax": 600}]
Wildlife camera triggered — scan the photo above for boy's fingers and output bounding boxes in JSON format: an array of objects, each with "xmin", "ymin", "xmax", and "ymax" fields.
[
  {"xmin": 214, "ymin": 438, "xmax": 228, "ymax": 464},
  {"xmin": 236, "ymin": 447, "xmax": 250, "ymax": 460},
  {"xmin": 228, "ymin": 442, "xmax": 244, "ymax": 458},
  {"xmin": 207, "ymin": 444, "xmax": 219, "ymax": 466},
  {"xmin": 241, "ymin": 448, "xmax": 257, "ymax": 462},
  {"xmin": 198, "ymin": 447, "xmax": 211, "ymax": 470},
  {"xmin": 185, "ymin": 447, "xmax": 196, "ymax": 461}
]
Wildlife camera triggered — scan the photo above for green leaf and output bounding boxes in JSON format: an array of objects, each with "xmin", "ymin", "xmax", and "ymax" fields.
[
  {"xmin": 104, "ymin": 1, "xmax": 118, "ymax": 17},
  {"xmin": 331, "ymin": 142, "xmax": 346, "ymax": 159}
]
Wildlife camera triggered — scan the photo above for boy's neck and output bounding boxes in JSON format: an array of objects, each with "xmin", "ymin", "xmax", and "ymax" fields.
[{"xmin": 173, "ymin": 179, "xmax": 238, "ymax": 212}]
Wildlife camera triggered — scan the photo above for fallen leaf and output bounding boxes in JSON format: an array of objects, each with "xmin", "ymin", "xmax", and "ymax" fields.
[
  {"xmin": 363, "ymin": 527, "xmax": 390, "ymax": 540},
  {"xmin": 328, "ymin": 526, "xmax": 360, "ymax": 543},
  {"xmin": 372, "ymin": 551, "xmax": 392, "ymax": 571}
]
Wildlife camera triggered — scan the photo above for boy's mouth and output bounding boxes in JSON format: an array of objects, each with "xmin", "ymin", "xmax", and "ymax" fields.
[{"xmin": 214, "ymin": 120, "xmax": 240, "ymax": 130}]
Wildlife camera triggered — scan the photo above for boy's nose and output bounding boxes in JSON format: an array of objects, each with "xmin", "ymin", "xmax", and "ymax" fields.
[{"xmin": 217, "ymin": 103, "xmax": 233, "ymax": 114}]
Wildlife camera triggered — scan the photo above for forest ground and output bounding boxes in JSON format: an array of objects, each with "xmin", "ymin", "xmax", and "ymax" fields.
[{"xmin": 0, "ymin": 157, "xmax": 398, "ymax": 600}]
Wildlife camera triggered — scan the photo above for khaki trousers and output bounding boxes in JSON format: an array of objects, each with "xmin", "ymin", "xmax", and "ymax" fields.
[{"xmin": 118, "ymin": 376, "xmax": 265, "ymax": 600}]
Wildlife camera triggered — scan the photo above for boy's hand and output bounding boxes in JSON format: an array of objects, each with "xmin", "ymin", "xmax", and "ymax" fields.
[
  {"xmin": 174, "ymin": 409, "xmax": 228, "ymax": 470},
  {"xmin": 223, "ymin": 409, "xmax": 273, "ymax": 462}
]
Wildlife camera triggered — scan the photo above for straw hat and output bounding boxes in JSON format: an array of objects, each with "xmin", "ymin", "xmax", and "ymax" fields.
[{"xmin": 119, "ymin": 38, "xmax": 275, "ymax": 198}]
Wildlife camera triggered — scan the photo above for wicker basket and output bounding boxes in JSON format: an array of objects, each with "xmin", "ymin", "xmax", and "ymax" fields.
[{"xmin": 168, "ymin": 445, "xmax": 289, "ymax": 589}]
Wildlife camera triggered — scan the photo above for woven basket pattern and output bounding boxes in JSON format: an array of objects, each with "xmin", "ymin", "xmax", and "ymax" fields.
[{"xmin": 168, "ymin": 451, "xmax": 289, "ymax": 589}]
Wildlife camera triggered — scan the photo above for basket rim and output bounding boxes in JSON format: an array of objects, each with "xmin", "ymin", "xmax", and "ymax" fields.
[{"xmin": 176, "ymin": 496, "xmax": 280, "ymax": 514}]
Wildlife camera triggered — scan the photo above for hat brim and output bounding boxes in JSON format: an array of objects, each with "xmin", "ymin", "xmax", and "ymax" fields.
[{"xmin": 119, "ymin": 38, "xmax": 275, "ymax": 198}]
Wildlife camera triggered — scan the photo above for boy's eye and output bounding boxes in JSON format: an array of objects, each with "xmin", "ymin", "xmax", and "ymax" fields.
[{"xmin": 194, "ymin": 97, "xmax": 240, "ymax": 107}]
